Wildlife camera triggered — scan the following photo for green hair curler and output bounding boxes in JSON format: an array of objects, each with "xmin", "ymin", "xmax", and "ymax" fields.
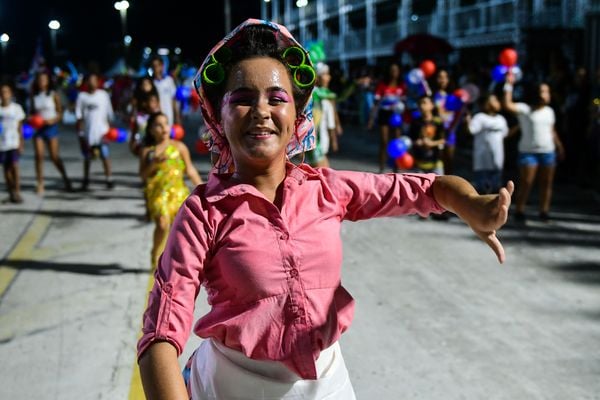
[{"xmin": 202, "ymin": 62, "xmax": 225, "ymax": 86}]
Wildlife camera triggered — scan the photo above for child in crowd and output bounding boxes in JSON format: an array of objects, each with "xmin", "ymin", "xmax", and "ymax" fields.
[
  {"xmin": 467, "ymin": 94, "xmax": 509, "ymax": 194},
  {"xmin": 0, "ymin": 82, "xmax": 26, "ymax": 203},
  {"xmin": 410, "ymin": 95, "xmax": 446, "ymax": 175},
  {"xmin": 75, "ymin": 73, "xmax": 115, "ymax": 190},
  {"xmin": 138, "ymin": 112, "xmax": 202, "ymax": 269}
]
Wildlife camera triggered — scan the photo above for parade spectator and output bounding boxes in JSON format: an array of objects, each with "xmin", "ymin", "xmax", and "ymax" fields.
[
  {"xmin": 150, "ymin": 56, "xmax": 180, "ymax": 126},
  {"xmin": 136, "ymin": 19, "xmax": 514, "ymax": 399},
  {"xmin": 75, "ymin": 73, "xmax": 115, "ymax": 190},
  {"xmin": 368, "ymin": 63, "xmax": 406, "ymax": 173},
  {"xmin": 410, "ymin": 95, "xmax": 446, "ymax": 175},
  {"xmin": 130, "ymin": 92, "xmax": 161, "ymax": 157},
  {"xmin": 29, "ymin": 71, "xmax": 72, "ymax": 194},
  {"xmin": 138, "ymin": 112, "xmax": 202, "ymax": 269},
  {"xmin": 503, "ymin": 73, "xmax": 565, "ymax": 221},
  {"xmin": 306, "ymin": 62, "xmax": 342, "ymax": 167},
  {"xmin": 466, "ymin": 94, "xmax": 509, "ymax": 194},
  {"xmin": 0, "ymin": 82, "xmax": 26, "ymax": 203},
  {"xmin": 432, "ymin": 68, "xmax": 459, "ymax": 175}
]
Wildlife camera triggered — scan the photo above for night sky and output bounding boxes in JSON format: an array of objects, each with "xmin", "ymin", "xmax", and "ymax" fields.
[{"xmin": 0, "ymin": 0, "xmax": 262, "ymax": 74}]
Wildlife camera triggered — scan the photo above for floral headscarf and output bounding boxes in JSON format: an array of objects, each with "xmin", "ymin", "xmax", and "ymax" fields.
[{"xmin": 193, "ymin": 19, "xmax": 316, "ymax": 174}]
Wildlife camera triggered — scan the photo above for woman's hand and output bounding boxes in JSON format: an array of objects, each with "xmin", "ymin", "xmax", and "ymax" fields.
[
  {"xmin": 433, "ymin": 176, "xmax": 514, "ymax": 264},
  {"xmin": 463, "ymin": 181, "xmax": 514, "ymax": 264}
]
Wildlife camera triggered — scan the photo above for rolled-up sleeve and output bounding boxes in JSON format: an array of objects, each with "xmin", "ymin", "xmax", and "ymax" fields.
[
  {"xmin": 321, "ymin": 169, "xmax": 446, "ymax": 221},
  {"xmin": 137, "ymin": 192, "xmax": 211, "ymax": 360}
]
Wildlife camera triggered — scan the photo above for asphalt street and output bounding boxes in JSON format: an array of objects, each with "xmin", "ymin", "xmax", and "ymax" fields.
[{"xmin": 1, "ymin": 114, "xmax": 600, "ymax": 399}]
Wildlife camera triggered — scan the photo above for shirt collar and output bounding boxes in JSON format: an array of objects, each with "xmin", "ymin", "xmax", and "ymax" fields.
[{"xmin": 203, "ymin": 162, "xmax": 317, "ymax": 203}]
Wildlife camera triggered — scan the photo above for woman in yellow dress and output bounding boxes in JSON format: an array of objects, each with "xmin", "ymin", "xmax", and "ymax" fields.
[{"xmin": 139, "ymin": 112, "xmax": 203, "ymax": 268}]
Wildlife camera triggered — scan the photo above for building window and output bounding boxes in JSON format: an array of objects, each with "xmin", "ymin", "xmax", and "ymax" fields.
[{"xmin": 376, "ymin": 0, "xmax": 400, "ymax": 25}]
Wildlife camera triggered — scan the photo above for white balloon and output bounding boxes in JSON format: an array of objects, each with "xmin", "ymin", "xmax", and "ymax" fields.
[
  {"xmin": 394, "ymin": 101, "xmax": 405, "ymax": 114},
  {"xmin": 407, "ymin": 68, "xmax": 424, "ymax": 85},
  {"xmin": 511, "ymin": 65, "xmax": 523, "ymax": 82},
  {"xmin": 400, "ymin": 135, "xmax": 412, "ymax": 150}
]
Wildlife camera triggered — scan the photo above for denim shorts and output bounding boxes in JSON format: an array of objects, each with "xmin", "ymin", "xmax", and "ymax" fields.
[
  {"xmin": 34, "ymin": 124, "xmax": 59, "ymax": 140},
  {"xmin": 518, "ymin": 152, "xmax": 556, "ymax": 167}
]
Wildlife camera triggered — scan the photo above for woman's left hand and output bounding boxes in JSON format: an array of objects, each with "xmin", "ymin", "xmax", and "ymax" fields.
[{"xmin": 466, "ymin": 181, "xmax": 514, "ymax": 264}]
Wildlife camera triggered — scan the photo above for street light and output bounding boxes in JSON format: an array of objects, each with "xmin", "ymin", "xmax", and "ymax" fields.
[
  {"xmin": 48, "ymin": 20, "xmax": 60, "ymax": 64},
  {"xmin": 1, "ymin": 34, "xmax": 9, "ymax": 69},
  {"xmin": 114, "ymin": 1, "xmax": 130, "ymax": 38},
  {"xmin": 296, "ymin": 0, "xmax": 308, "ymax": 7}
]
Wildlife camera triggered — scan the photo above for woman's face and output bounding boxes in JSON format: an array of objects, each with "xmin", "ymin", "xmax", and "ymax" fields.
[
  {"xmin": 0, "ymin": 86, "xmax": 12, "ymax": 103},
  {"xmin": 539, "ymin": 83, "xmax": 551, "ymax": 105},
  {"xmin": 220, "ymin": 57, "xmax": 297, "ymax": 169},
  {"xmin": 141, "ymin": 79, "xmax": 153, "ymax": 92},
  {"xmin": 389, "ymin": 64, "xmax": 400, "ymax": 80},
  {"xmin": 37, "ymin": 73, "xmax": 49, "ymax": 89},
  {"xmin": 150, "ymin": 115, "xmax": 170, "ymax": 143},
  {"xmin": 436, "ymin": 70, "xmax": 449, "ymax": 90}
]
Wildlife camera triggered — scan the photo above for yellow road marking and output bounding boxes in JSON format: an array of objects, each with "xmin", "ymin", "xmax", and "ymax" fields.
[
  {"xmin": 0, "ymin": 215, "xmax": 51, "ymax": 298},
  {"xmin": 128, "ymin": 270, "xmax": 156, "ymax": 400}
]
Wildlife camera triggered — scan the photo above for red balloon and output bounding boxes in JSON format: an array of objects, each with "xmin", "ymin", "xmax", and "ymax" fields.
[
  {"xmin": 395, "ymin": 152, "xmax": 414, "ymax": 170},
  {"xmin": 195, "ymin": 138, "xmax": 209, "ymax": 154},
  {"xmin": 499, "ymin": 48, "xmax": 518, "ymax": 67},
  {"xmin": 28, "ymin": 114, "xmax": 45, "ymax": 130},
  {"xmin": 171, "ymin": 124, "xmax": 185, "ymax": 140},
  {"xmin": 419, "ymin": 60, "xmax": 436, "ymax": 78},
  {"xmin": 104, "ymin": 127, "xmax": 118, "ymax": 141},
  {"xmin": 453, "ymin": 88, "xmax": 470, "ymax": 103}
]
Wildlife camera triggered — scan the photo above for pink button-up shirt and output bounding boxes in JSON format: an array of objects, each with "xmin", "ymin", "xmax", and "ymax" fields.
[{"xmin": 137, "ymin": 163, "xmax": 445, "ymax": 379}]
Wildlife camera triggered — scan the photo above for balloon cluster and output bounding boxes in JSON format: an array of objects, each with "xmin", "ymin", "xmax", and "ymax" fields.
[
  {"xmin": 387, "ymin": 137, "xmax": 414, "ymax": 169},
  {"xmin": 406, "ymin": 59, "xmax": 436, "ymax": 97},
  {"xmin": 176, "ymin": 84, "xmax": 200, "ymax": 112},
  {"xmin": 104, "ymin": 127, "xmax": 128, "ymax": 143},
  {"xmin": 491, "ymin": 48, "xmax": 522, "ymax": 83}
]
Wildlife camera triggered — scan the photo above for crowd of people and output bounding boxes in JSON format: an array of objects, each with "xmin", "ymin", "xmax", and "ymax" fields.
[{"xmin": 1, "ymin": 15, "xmax": 597, "ymax": 400}]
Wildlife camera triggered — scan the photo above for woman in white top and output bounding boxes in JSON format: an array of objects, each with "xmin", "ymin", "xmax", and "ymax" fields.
[
  {"xmin": 503, "ymin": 73, "xmax": 565, "ymax": 221},
  {"xmin": 29, "ymin": 71, "xmax": 72, "ymax": 194}
]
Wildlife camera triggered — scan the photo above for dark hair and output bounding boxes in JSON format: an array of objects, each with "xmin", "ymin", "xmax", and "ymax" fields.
[
  {"xmin": 32, "ymin": 71, "xmax": 54, "ymax": 95},
  {"xmin": 521, "ymin": 81, "xmax": 548, "ymax": 107},
  {"xmin": 384, "ymin": 63, "xmax": 401, "ymax": 85},
  {"xmin": 150, "ymin": 55, "xmax": 164, "ymax": 65},
  {"xmin": 201, "ymin": 25, "xmax": 313, "ymax": 120},
  {"xmin": 133, "ymin": 76, "xmax": 159, "ymax": 103},
  {"xmin": 143, "ymin": 111, "xmax": 167, "ymax": 147}
]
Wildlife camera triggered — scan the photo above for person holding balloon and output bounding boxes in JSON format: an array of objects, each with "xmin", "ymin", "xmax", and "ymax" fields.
[
  {"xmin": 75, "ymin": 73, "xmax": 116, "ymax": 191},
  {"xmin": 410, "ymin": 95, "xmax": 446, "ymax": 175},
  {"xmin": 0, "ymin": 82, "xmax": 26, "ymax": 203},
  {"xmin": 502, "ymin": 71, "xmax": 565, "ymax": 222},
  {"xmin": 138, "ymin": 111, "xmax": 202, "ymax": 269},
  {"xmin": 29, "ymin": 70, "xmax": 72, "ymax": 194},
  {"xmin": 367, "ymin": 63, "xmax": 406, "ymax": 173},
  {"xmin": 135, "ymin": 19, "xmax": 515, "ymax": 399}
]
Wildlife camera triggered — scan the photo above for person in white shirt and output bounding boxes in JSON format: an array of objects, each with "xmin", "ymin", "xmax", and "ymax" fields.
[
  {"xmin": 467, "ymin": 94, "xmax": 509, "ymax": 194},
  {"xmin": 75, "ymin": 73, "xmax": 115, "ymax": 190},
  {"xmin": 0, "ymin": 82, "xmax": 26, "ymax": 203},
  {"xmin": 29, "ymin": 71, "xmax": 72, "ymax": 194},
  {"xmin": 503, "ymin": 73, "xmax": 565, "ymax": 222},
  {"xmin": 150, "ymin": 56, "xmax": 180, "ymax": 126}
]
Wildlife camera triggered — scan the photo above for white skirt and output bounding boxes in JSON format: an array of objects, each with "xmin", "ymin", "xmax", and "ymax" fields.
[{"xmin": 188, "ymin": 339, "xmax": 356, "ymax": 400}]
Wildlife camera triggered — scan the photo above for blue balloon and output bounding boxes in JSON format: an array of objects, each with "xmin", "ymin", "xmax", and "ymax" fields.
[
  {"xmin": 387, "ymin": 138, "xmax": 407, "ymax": 159},
  {"xmin": 176, "ymin": 86, "xmax": 192, "ymax": 102},
  {"xmin": 22, "ymin": 123, "xmax": 35, "ymax": 140},
  {"xmin": 491, "ymin": 64, "xmax": 508, "ymax": 83},
  {"xmin": 411, "ymin": 109, "xmax": 422, "ymax": 120},
  {"xmin": 444, "ymin": 94, "xmax": 463, "ymax": 111},
  {"xmin": 116, "ymin": 128, "xmax": 128, "ymax": 143},
  {"xmin": 388, "ymin": 112, "xmax": 403, "ymax": 128}
]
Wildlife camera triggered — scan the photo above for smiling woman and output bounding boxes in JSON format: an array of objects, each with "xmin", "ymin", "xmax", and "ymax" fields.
[{"xmin": 136, "ymin": 18, "xmax": 514, "ymax": 400}]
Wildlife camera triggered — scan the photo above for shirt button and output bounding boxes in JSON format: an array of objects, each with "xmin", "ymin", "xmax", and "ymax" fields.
[{"xmin": 289, "ymin": 268, "xmax": 299, "ymax": 278}]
